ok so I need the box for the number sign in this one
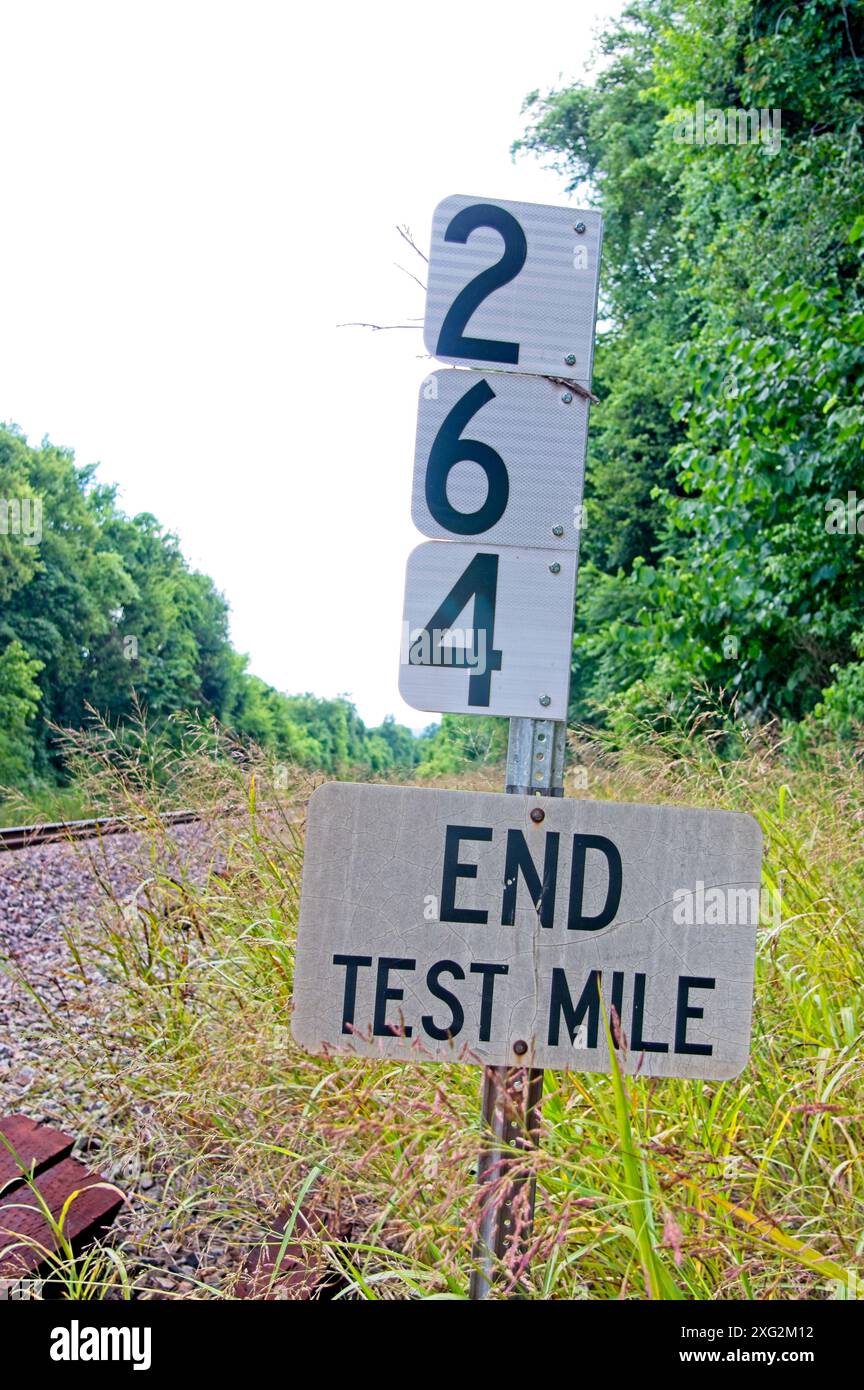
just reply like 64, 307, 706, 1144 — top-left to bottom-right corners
423, 195, 602, 383
411, 370, 589, 549
400, 194, 600, 718
398, 542, 577, 719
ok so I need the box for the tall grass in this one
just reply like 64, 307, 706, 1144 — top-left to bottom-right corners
5, 713, 862, 1299
0, 783, 96, 829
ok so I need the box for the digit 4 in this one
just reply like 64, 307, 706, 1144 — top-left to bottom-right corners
410, 552, 503, 707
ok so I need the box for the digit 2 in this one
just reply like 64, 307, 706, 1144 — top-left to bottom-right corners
435, 204, 527, 365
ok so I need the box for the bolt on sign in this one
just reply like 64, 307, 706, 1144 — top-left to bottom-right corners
422, 195, 603, 385
293, 784, 763, 1080
398, 194, 601, 720
399, 543, 577, 719
411, 370, 589, 550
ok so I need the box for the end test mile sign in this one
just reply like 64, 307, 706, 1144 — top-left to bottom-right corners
293, 784, 762, 1080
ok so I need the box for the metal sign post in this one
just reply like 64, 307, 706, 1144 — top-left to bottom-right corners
294, 193, 755, 1300
293, 781, 763, 1293
470, 715, 565, 1300
407, 198, 598, 1294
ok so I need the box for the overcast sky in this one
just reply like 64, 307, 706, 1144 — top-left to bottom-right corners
0, 0, 622, 730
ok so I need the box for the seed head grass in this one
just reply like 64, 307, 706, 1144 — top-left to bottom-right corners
3, 712, 862, 1299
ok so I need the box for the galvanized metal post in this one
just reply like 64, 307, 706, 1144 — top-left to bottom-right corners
469, 715, 566, 1300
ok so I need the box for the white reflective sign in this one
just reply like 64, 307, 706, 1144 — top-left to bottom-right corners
398, 542, 576, 719
293, 784, 763, 1078
423, 194, 602, 385
411, 370, 589, 549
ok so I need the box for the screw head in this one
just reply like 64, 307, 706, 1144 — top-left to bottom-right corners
513, 1039, 528, 1056
574, 221, 587, 234
561, 392, 573, 405
549, 562, 561, 574
539, 694, 551, 708
551, 524, 564, 537
530, 807, 545, 824
564, 353, 577, 366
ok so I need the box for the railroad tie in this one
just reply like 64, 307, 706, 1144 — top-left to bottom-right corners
0, 1114, 124, 1283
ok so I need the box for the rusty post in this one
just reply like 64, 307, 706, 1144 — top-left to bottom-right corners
469, 716, 566, 1300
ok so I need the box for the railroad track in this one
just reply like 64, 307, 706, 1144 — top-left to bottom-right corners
0, 810, 202, 853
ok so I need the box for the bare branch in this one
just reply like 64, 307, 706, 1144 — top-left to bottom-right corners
394, 261, 427, 292
544, 375, 600, 405
336, 321, 422, 332
396, 224, 428, 264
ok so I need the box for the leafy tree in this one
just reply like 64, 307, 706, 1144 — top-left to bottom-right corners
0, 639, 43, 785
416, 715, 508, 776
517, 0, 864, 729
0, 425, 418, 790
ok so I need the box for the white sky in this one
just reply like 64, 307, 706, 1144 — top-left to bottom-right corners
0, 0, 622, 731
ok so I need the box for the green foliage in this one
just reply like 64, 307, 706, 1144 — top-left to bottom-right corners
659, 279, 864, 719
517, 0, 864, 732
811, 632, 864, 738
0, 638, 43, 784
0, 424, 417, 791
23, 721, 864, 1299
415, 714, 508, 777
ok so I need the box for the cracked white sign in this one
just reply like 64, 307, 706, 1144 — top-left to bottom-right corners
292, 783, 763, 1080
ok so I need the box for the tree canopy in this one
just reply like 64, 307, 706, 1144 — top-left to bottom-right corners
515, 0, 864, 734
0, 424, 418, 788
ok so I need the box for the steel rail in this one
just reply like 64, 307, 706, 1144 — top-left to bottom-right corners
0, 810, 202, 853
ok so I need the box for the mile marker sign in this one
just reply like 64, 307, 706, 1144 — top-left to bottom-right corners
423, 194, 602, 385
398, 541, 577, 719
293, 784, 763, 1080
400, 192, 600, 723
411, 370, 589, 550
